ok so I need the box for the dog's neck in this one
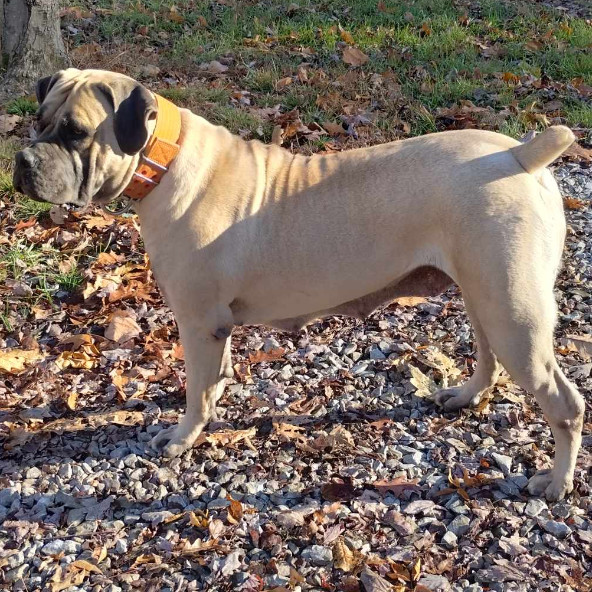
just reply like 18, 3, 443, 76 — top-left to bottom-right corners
123, 94, 182, 200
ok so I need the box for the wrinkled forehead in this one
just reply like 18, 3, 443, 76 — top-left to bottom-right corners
38, 69, 122, 129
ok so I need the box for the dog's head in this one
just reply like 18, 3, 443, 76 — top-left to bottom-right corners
13, 68, 158, 207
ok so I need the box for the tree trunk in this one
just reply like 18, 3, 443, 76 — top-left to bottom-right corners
1, 0, 67, 95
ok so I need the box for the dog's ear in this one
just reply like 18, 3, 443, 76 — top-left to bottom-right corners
36, 73, 60, 104
100, 80, 157, 155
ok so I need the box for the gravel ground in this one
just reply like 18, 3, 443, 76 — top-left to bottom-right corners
0, 162, 591, 591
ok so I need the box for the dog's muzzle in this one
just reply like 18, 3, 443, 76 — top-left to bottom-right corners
13, 144, 80, 205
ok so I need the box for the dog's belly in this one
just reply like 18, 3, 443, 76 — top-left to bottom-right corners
230, 265, 453, 329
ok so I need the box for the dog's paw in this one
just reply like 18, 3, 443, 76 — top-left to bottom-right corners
433, 386, 481, 411
150, 425, 193, 458
527, 469, 573, 501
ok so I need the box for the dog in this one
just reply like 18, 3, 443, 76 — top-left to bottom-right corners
13, 68, 583, 501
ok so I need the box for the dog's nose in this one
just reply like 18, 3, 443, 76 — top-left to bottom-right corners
15, 149, 38, 170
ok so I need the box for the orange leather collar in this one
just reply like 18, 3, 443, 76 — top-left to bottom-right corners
123, 94, 181, 200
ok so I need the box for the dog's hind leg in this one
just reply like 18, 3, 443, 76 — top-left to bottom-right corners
458, 281, 584, 501
434, 301, 502, 410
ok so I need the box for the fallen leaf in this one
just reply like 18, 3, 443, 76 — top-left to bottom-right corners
360, 567, 394, 591
275, 76, 293, 90
189, 510, 209, 528
105, 310, 141, 343
131, 553, 162, 568
333, 537, 361, 572
0, 114, 22, 134
394, 296, 427, 307
209, 518, 225, 538
525, 40, 543, 51
71, 559, 102, 574
339, 27, 355, 44
248, 347, 285, 363
312, 425, 355, 450
408, 364, 439, 398
226, 495, 244, 523
49, 205, 69, 225
0, 348, 42, 374
321, 477, 362, 502
201, 426, 257, 451
502, 72, 520, 84
5, 409, 145, 449
342, 46, 369, 66
167, 5, 184, 23
66, 392, 78, 411
560, 335, 592, 360
372, 476, 422, 497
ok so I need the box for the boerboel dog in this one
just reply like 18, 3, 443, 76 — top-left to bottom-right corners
13, 68, 584, 501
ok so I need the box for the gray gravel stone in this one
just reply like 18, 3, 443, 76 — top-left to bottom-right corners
448, 514, 471, 536
418, 574, 452, 591
491, 453, 513, 476
441, 531, 458, 549
300, 545, 333, 565
540, 519, 571, 539
525, 499, 547, 518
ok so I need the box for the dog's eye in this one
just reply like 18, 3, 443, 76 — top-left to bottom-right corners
62, 118, 88, 140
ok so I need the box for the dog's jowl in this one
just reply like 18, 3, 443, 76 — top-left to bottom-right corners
14, 68, 584, 501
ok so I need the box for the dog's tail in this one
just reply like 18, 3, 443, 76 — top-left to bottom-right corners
511, 125, 575, 174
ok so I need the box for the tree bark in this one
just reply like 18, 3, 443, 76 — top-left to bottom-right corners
1, 0, 67, 95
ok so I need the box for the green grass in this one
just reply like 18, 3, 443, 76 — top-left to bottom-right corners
13, 196, 53, 220
6, 97, 38, 116
0, 241, 84, 304
74, 0, 591, 143
565, 103, 592, 128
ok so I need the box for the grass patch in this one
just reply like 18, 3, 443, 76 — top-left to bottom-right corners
13, 196, 53, 221
565, 103, 592, 128
6, 97, 38, 116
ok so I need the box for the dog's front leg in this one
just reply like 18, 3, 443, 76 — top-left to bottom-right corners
151, 324, 230, 458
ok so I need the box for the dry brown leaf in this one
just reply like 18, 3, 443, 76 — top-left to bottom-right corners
209, 518, 225, 538
5, 409, 145, 449
394, 296, 427, 307
373, 476, 422, 497
275, 76, 293, 90
93, 545, 108, 563
248, 347, 285, 363
189, 510, 209, 528
333, 537, 361, 572
71, 559, 102, 574
342, 46, 369, 66
312, 425, 355, 450
131, 553, 162, 568
202, 426, 257, 451
96, 251, 125, 265
226, 495, 244, 523
339, 28, 355, 44
321, 477, 362, 502
167, 5, 184, 23
49, 568, 86, 592
360, 567, 394, 591
411, 557, 421, 583
564, 197, 585, 210
0, 113, 22, 134
502, 72, 520, 84
0, 348, 42, 374
408, 364, 439, 398
322, 121, 346, 136
55, 344, 100, 370
105, 310, 141, 343
560, 335, 592, 360
171, 342, 185, 360
66, 392, 78, 411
